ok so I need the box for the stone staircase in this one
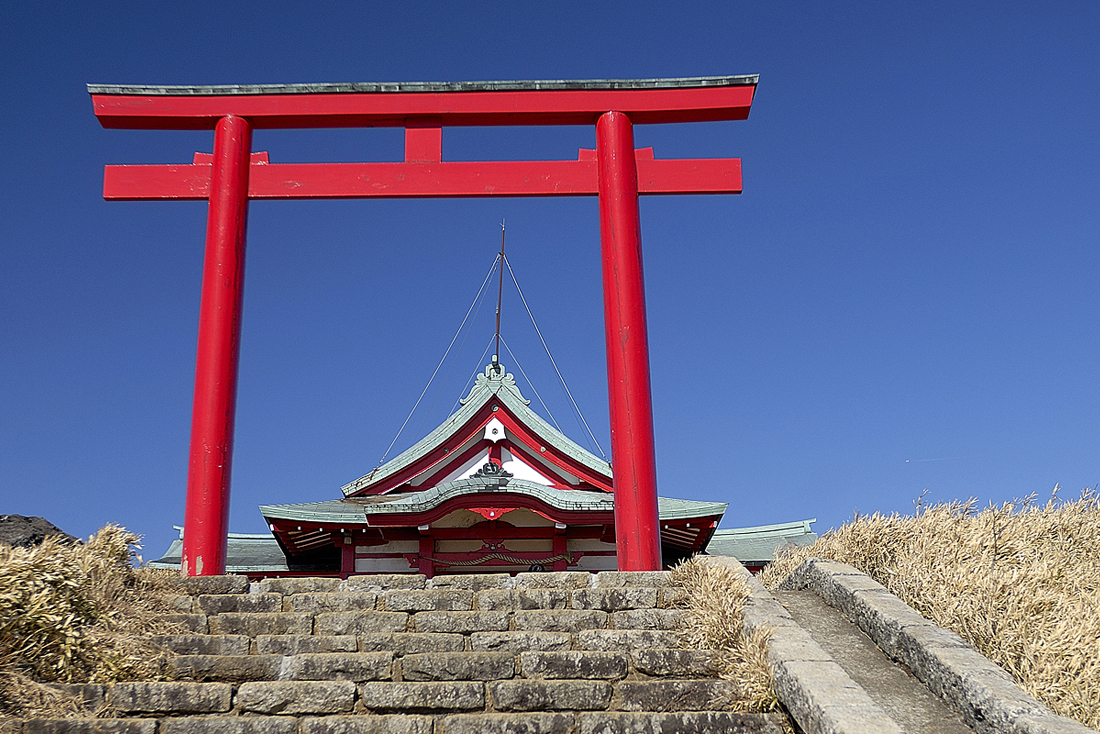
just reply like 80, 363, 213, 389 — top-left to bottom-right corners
27, 571, 785, 734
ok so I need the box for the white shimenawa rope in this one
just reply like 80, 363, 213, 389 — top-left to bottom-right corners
505, 256, 607, 460
376, 256, 500, 467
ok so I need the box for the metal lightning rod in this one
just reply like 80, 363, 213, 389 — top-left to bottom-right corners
494, 220, 506, 364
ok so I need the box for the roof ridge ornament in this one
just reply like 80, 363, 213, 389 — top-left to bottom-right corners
472, 461, 513, 488
458, 358, 532, 406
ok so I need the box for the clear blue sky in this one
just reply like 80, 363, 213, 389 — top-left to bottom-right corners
1, 2, 1097, 562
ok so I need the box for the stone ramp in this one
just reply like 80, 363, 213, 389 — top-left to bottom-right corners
773, 590, 971, 734
766, 559, 1093, 734
17, 571, 785, 734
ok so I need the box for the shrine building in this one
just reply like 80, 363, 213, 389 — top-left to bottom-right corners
152, 358, 816, 578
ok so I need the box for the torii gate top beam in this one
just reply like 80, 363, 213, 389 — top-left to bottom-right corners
89, 75, 757, 130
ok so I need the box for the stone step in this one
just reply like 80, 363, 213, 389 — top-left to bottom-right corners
171, 605, 685, 629
454, 711, 785, 734
357, 633, 466, 655
209, 612, 315, 636
517, 651, 627, 680
167, 652, 395, 682
150, 634, 251, 656
150, 630, 701, 658
256, 635, 359, 655
400, 652, 515, 681
18, 712, 784, 734
70, 678, 749, 717
162, 572, 680, 618
284, 592, 379, 613
161, 604, 689, 638
155, 637, 688, 661
166, 587, 688, 614
469, 631, 572, 652
575, 629, 683, 650
160, 649, 718, 683
194, 593, 282, 615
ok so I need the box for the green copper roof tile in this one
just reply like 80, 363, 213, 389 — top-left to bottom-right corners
704, 519, 818, 562
262, 481, 726, 524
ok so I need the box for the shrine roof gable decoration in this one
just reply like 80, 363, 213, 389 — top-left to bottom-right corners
341, 362, 614, 498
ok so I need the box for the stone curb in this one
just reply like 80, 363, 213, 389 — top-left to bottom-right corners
779, 558, 1093, 734
702, 556, 905, 734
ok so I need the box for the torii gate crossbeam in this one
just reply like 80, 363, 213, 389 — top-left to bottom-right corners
90, 76, 757, 576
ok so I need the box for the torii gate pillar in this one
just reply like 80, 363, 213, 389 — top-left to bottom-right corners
182, 115, 253, 576
90, 76, 757, 575
596, 111, 661, 570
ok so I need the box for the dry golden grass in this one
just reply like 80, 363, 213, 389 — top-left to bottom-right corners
760, 488, 1100, 731
0, 525, 182, 718
670, 556, 786, 725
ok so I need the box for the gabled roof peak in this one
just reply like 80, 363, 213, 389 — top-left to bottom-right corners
340, 358, 613, 497
460, 360, 531, 407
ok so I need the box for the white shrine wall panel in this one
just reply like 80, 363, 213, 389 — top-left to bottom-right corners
355, 540, 419, 554
436, 537, 551, 554
354, 556, 417, 573
569, 538, 617, 553
574, 554, 618, 571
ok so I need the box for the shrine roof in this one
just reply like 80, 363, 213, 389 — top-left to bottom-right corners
149, 529, 290, 574
88, 76, 758, 97
341, 363, 612, 497
705, 519, 818, 564
260, 481, 727, 525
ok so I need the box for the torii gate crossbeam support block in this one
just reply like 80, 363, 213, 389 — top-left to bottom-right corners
90, 76, 758, 576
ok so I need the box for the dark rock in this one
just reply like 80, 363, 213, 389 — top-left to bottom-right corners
0, 515, 78, 548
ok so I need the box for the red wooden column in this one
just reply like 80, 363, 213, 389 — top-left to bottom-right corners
595, 111, 662, 571
180, 115, 253, 576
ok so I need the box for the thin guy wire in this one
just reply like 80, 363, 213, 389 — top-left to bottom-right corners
505, 256, 607, 459
413, 267, 494, 441
376, 256, 500, 467
499, 335, 565, 435
449, 334, 497, 415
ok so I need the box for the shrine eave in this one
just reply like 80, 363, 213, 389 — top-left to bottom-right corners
147, 516, 815, 578
87, 76, 758, 97
259, 483, 727, 527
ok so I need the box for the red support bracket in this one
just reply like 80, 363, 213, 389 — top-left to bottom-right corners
405, 116, 442, 162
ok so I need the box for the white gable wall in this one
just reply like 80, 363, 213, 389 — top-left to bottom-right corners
500, 447, 555, 486
431, 448, 492, 486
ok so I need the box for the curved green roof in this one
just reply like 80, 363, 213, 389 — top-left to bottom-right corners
262, 478, 726, 525
341, 363, 612, 497
705, 519, 818, 563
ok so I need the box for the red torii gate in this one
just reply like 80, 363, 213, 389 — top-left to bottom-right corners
90, 76, 757, 576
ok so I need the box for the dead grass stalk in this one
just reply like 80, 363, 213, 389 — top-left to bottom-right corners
670, 556, 782, 717
0, 525, 182, 718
